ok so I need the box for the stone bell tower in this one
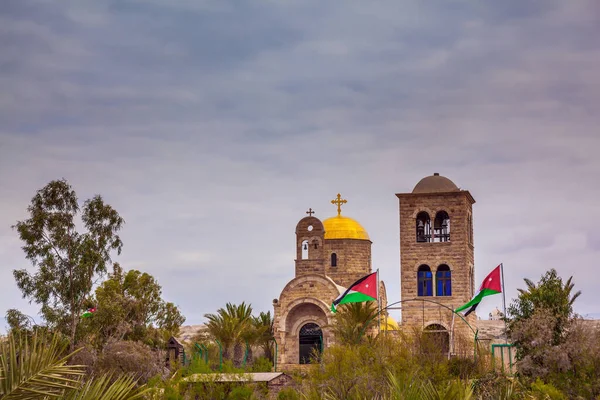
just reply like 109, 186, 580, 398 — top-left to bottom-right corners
396, 173, 476, 344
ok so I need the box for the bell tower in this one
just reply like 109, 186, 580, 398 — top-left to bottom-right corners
396, 173, 476, 338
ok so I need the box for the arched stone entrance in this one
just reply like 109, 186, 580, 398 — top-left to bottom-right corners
299, 322, 322, 364
423, 323, 450, 355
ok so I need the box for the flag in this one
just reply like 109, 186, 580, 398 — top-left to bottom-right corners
82, 307, 96, 318
331, 272, 378, 313
455, 265, 502, 316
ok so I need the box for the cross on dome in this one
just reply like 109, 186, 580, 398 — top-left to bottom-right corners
331, 193, 347, 216
306, 208, 315, 216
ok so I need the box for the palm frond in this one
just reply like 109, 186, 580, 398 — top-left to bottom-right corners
62, 374, 148, 400
0, 331, 86, 399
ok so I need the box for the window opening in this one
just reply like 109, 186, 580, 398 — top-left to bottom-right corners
301, 240, 309, 259
331, 253, 337, 267
436, 264, 451, 296
417, 265, 433, 296
433, 211, 450, 242
416, 212, 431, 242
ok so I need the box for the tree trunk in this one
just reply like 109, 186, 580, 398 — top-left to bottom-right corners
70, 311, 77, 351
233, 342, 243, 367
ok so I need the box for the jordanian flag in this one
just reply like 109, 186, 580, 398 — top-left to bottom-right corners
331, 272, 378, 313
82, 307, 96, 318
455, 265, 502, 316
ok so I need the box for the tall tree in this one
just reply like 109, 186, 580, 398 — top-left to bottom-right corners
12, 179, 124, 348
87, 264, 185, 348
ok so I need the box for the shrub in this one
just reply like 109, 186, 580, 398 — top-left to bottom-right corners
251, 357, 273, 372
95, 340, 165, 383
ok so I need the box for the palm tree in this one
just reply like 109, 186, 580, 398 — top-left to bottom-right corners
204, 302, 254, 366
330, 302, 379, 345
0, 331, 146, 399
253, 311, 274, 362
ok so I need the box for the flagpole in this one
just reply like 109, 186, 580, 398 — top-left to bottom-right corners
500, 263, 508, 343
376, 268, 381, 333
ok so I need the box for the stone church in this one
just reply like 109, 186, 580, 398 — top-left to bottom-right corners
273, 173, 477, 367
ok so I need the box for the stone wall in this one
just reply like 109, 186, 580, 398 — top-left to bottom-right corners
323, 238, 372, 287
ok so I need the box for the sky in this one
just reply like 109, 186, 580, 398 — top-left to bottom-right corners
1, 0, 599, 332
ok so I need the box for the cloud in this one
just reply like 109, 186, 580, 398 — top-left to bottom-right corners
1, 0, 600, 332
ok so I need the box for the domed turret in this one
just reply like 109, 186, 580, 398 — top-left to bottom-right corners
412, 173, 459, 194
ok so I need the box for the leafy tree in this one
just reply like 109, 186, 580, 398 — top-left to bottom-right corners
86, 264, 185, 348
508, 268, 581, 348
329, 301, 379, 345
12, 179, 124, 347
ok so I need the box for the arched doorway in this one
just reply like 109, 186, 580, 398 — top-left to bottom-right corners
423, 324, 450, 355
299, 322, 322, 364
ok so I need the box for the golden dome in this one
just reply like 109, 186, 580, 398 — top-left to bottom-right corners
380, 316, 399, 331
323, 215, 370, 240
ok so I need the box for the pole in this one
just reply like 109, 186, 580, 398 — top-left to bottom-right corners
376, 269, 381, 333
500, 263, 508, 343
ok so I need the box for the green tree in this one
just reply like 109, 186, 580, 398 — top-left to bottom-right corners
329, 301, 379, 345
204, 302, 253, 364
508, 268, 581, 348
253, 311, 274, 362
86, 264, 185, 348
12, 179, 124, 348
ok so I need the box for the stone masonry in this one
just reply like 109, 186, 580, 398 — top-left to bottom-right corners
396, 174, 477, 348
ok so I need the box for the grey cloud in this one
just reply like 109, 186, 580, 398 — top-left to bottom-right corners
1, 0, 600, 330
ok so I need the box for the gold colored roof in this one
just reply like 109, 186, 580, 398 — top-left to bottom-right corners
380, 316, 400, 331
323, 215, 370, 240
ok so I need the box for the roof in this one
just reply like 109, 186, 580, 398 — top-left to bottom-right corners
184, 372, 289, 383
412, 173, 459, 194
323, 215, 370, 241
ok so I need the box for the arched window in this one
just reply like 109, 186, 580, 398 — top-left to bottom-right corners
416, 212, 431, 243
331, 253, 337, 267
417, 265, 433, 296
433, 211, 450, 242
301, 240, 309, 259
436, 264, 451, 296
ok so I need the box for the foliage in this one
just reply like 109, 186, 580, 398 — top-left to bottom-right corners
0, 331, 85, 399
252, 311, 274, 362
84, 264, 185, 348
507, 269, 600, 398
204, 302, 255, 365
328, 302, 379, 345
0, 330, 147, 400
62, 374, 148, 400
508, 268, 580, 348
529, 379, 566, 400
250, 357, 273, 372
94, 340, 165, 384
12, 179, 124, 347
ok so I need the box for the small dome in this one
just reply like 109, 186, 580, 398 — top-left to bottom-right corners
323, 215, 370, 240
412, 173, 459, 194
381, 316, 399, 331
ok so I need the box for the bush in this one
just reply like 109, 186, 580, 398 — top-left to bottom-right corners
95, 340, 165, 383
251, 357, 273, 372
277, 387, 300, 400
530, 379, 566, 400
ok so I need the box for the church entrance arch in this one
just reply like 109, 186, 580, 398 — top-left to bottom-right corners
299, 322, 322, 364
